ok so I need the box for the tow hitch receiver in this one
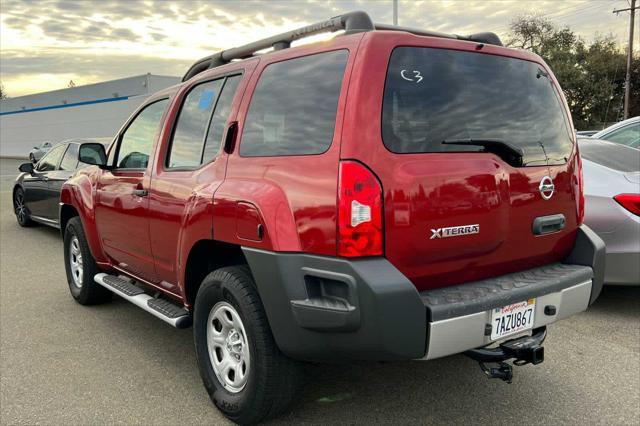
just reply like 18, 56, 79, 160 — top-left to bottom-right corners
465, 327, 547, 383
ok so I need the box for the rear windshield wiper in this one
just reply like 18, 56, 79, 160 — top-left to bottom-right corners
442, 138, 524, 166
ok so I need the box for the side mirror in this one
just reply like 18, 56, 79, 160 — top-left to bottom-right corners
78, 143, 108, 168
19, 162, 34, 174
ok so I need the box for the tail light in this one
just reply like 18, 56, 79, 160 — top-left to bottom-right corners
338, 161, 383, 257
614, 194, 640, 216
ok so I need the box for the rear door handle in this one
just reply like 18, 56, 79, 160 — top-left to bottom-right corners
133, 189, 148, 197
223, 121, 238, 154
532, 214, 565, 235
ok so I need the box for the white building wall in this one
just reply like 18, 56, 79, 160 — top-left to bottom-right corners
0, 74, 179, 157
1, 95, 146, 156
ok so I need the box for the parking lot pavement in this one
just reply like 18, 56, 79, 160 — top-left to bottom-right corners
0, 157, 638, 425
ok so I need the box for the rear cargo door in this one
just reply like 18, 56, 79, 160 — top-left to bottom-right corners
374, 47, 579, 290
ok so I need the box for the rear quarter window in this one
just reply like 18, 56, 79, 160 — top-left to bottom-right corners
382, 47, 574, 166
240, 50, 348, 157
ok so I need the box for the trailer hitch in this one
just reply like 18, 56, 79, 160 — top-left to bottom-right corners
465, 327, 547, 383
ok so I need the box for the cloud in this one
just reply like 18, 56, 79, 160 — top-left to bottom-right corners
0, 0, 632, 97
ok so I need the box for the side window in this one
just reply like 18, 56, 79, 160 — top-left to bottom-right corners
202, 75, 242, 162
168, 79, 224, 168
36, 145, 65, 172
116, 99, 168, 169
240, 50, 348, 157
59, 143, 79, 171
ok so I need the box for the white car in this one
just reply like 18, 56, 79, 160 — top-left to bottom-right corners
591, 116, 639, 149
28, 141, 53, 163
579, 138, 640, 285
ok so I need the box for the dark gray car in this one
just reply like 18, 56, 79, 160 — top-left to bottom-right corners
13, 139, 109, 228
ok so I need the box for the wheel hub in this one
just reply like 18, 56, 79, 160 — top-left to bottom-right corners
69, 236, 84, 288
206, 302, 250, 393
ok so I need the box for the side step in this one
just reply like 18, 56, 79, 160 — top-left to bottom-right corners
94, 273, 192, 329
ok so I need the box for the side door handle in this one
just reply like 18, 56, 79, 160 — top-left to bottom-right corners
133, 188, 148, 197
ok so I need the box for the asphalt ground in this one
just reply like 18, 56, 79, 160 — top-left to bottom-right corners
0, 158, 638, 425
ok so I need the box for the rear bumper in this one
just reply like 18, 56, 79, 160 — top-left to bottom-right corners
243, 224, 605, 362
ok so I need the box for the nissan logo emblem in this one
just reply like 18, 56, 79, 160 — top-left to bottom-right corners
539, 176, 555, 200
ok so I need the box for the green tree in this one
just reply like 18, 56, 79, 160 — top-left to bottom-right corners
508, 15, 635, 129
0, 83, 7, 99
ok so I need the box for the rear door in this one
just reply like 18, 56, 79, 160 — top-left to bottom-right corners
148, 70, 246, 294
45, 142, 78, 221
95, 99, 169, 282
344, 40, 580, 291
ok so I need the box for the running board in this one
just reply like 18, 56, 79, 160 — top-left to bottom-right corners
94, 273, 192, 329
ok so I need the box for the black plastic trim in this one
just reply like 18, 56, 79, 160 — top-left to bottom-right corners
564, 224, 606, 304
242, 248, 426, 362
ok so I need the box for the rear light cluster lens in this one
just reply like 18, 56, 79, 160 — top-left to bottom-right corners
338, 161, 383, 257
614, 194, 640, 216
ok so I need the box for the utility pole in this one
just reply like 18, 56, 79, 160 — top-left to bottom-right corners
393, 0, 398, 25
614, 0, 637, 119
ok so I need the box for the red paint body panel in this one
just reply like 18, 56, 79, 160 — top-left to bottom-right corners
60, 29, 582, 303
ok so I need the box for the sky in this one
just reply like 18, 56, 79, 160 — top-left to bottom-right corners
0, 0, 636, 97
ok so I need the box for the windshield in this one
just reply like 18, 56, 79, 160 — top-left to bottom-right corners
382, 47, 574, 166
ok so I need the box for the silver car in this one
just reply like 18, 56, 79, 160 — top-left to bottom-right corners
591, 116, 639, 149
579, 138, 640, 285
29, 141, 53, 163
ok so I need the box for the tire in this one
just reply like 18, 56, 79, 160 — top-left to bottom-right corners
13, 187, 34, 227
63, 216, 112, 305
194, 265, 301, 424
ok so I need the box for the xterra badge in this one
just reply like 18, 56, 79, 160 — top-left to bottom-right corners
430, 224, 480, 239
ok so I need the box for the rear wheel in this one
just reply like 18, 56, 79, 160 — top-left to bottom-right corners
13, 187, 33, 227
194, 266, 301, 424
64, 217, 112, 305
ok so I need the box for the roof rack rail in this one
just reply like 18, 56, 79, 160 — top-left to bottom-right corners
182, 11, 374, 81
182, 11, 503, 81
374, 23, 503, 47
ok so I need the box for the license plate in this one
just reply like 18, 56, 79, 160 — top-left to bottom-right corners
490, 299, 536, 341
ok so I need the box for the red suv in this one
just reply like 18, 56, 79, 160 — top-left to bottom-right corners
59, 12, 604, 423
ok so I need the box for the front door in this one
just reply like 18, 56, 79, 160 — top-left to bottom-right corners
95, 99, 169, 283
24, 144, 66, 218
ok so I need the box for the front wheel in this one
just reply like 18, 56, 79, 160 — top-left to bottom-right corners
194, 266, 301, 424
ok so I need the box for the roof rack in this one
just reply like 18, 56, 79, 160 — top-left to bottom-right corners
182, 11, 502, 81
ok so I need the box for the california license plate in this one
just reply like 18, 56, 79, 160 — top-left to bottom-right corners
490, 299, 536, 341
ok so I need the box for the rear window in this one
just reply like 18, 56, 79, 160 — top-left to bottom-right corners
382, 47, 573, 166
240, 50, 348, 157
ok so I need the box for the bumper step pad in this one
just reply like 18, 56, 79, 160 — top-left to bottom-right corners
420, 263, 593, 321
94, 273, 191, 328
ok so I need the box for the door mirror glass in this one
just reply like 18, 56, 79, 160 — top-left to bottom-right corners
78, 143, 107, 167
19, 162, 34, 174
